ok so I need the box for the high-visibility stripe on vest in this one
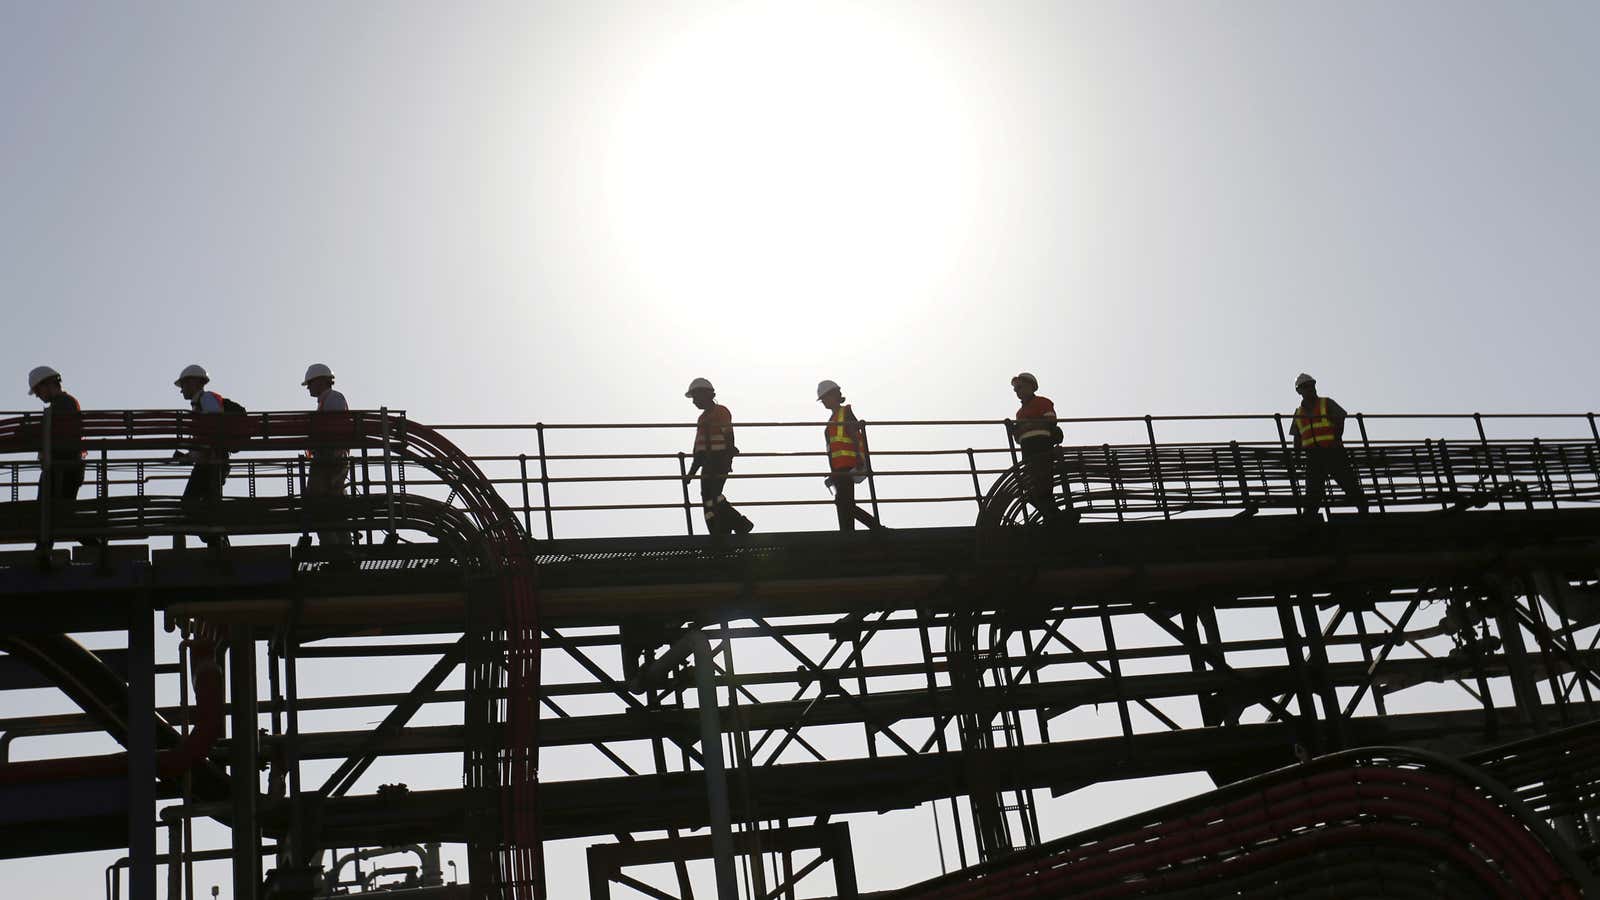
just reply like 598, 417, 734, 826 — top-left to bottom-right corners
1295, 397, 1339, 448
1016, 396, 1057, 441
695, 405, 733, 453
826, 406, 860, 471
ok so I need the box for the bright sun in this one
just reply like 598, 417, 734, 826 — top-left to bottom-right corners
599, 3, 982, 351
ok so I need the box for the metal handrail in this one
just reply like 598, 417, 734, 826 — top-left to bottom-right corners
2, 410, 1599, 545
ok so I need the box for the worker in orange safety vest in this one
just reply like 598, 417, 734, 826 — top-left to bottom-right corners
1290, 373, 1368, 519
682, 378, 754, 538
816, 380, 884, 532
1009, 372, 1073, 524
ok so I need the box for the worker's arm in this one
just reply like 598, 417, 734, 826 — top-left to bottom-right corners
845, 408, 870, 470
1326, 398, 1350, 439
683, 454, 701, 484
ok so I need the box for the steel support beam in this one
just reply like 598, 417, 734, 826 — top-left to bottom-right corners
127, 586, 156, 900
230, 625, 260, 900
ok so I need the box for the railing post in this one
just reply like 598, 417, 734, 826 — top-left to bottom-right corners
380, 407, 397, 539
1003, 420, 1019, 466
860, 420, 882, 523
98, 446, 109, 526
1274, 414, 1302, 515
677, 452, 695, 536
39, 405, 54, 552
518, 453, 533, 537
1145, 415, 1169, 520
1588, 414, 1599, 497
1228, 440, 1251, 510
535, 423, 554, 541
1355, 413, 1385, 514
966, 448, 982, 514
359, 411, 374, 545
1473, 413, 1507, 511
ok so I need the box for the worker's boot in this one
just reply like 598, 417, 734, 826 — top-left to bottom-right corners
733, 514, 755, 535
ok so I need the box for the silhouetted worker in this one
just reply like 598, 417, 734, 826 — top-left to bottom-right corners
682, 378, 754, 538
302, 363, 352, 548
1290, 373, 1368, 520
174, 364, 231, 547
1010, 372, 1072, 524
816, 380, 884, 532
27, 366, 104, 563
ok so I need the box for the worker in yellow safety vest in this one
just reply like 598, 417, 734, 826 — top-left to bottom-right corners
816, 380, 884, 532
1290, 373, 1368, 519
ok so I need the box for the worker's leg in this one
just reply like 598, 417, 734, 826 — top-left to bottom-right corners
183, 462, 227, 546
835, 475, 883, 531
705, 452, 752, 533
833, 475, 856, 531
1302, 453, 1330, 520
1329, 450, 1369, 514
1021, 446, 1061, 522
701, 463, 731, 536
55, 462, 104, 548
311, 460, 351, 546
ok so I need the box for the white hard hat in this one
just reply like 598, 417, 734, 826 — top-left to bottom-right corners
684, 377, 714, 398
1295, 373, 1316, 389
816, 379, 841, 401
302, 363, 334, 386
174, 364, 210, 387
26, 365, 61, 396
1011, 372, 1039, 390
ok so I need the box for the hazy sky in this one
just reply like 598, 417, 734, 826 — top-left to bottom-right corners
3, 1, 1599, 896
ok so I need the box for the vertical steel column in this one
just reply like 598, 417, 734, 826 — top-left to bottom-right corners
830, 823, 860, 899
230, 626, 261, 900
719, 623, 766, 897
1099, 604, 1133, 748
1490, 581, 1545, 733
584, 845, 611, 900
1276, 598, 1319, 753
1351, 609, 1388, 716
284, 594, 307, 872
1298, 597, 1344, 750
166, 819, 183, 900
692, 632, 739, 900
128, 585, 157, 900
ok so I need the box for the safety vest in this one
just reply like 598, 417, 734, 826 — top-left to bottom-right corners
192, 391, 226, 413
1294, 397, 1339, 448
1015, 396, 1057, 441
826, 406, 860, 471
47, 392, 88, 460
694, 405, 733, 453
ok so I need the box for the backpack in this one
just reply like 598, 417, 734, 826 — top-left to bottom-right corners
221, 397, 247, 415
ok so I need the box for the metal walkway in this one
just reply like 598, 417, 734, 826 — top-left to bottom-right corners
2, 409, 1600, 898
